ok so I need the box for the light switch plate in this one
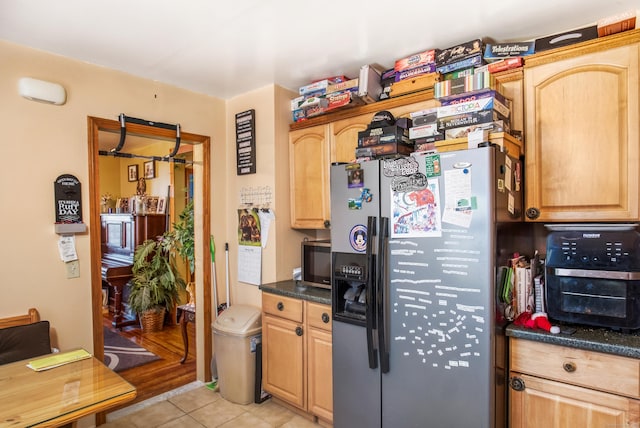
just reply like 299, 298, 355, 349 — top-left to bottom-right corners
66, 260, 80, 278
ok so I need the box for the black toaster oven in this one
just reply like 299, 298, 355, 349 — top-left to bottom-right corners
545, 224, 640, 331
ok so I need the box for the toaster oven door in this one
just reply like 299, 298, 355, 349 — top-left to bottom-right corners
546, 268, 640, 329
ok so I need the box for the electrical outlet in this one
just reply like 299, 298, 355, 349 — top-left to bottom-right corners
66, 260, 80, 278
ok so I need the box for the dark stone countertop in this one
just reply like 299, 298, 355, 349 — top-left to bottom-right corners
259, 280, 331, 306
506, 323, 640, 359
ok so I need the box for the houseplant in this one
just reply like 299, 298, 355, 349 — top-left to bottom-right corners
173, 199, 195, 279
173, 199, 195, 304
128, 231, 187, 332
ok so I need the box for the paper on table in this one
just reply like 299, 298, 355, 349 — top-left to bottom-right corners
27, 349, 92, 372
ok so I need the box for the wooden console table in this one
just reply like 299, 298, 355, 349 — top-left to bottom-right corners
177, 304, 196, 364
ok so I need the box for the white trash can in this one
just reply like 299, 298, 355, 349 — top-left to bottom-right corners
212, 304, 262, 404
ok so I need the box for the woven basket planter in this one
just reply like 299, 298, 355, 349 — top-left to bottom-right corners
140, 308, 166, 333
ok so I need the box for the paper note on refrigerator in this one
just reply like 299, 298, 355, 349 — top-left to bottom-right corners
442, 167, 473, 228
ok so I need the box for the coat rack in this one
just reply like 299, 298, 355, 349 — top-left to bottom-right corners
240, 186, 272, 208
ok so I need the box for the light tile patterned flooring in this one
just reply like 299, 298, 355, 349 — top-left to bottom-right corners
103, 382, 325, 428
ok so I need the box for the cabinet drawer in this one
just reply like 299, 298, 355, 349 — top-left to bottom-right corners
262, 293, 303, 323
306, 301, 332, 332
510, 338, 640, 398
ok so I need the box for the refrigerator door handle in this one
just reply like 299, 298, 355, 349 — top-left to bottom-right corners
378, 216, 390, 373
365, 215, 378, 370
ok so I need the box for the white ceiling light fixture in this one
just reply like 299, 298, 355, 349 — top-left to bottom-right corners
18, 77, 67, 105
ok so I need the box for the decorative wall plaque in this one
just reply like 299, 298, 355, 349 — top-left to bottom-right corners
54, 174, 83, 223
236, 109, 256, 175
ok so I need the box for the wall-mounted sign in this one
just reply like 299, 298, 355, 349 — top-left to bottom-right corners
236, 109, 256, 175
54, 174, 83, 223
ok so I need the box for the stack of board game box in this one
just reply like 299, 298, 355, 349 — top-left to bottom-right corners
291, 65, 384, 122
291, 75, 354, 122
355, 111, 413, 159
409, 89, 511, 152
432, 37, 535, 98
436, 90, 511, 139
433, 38, 490, 98
387, 49, 442, 98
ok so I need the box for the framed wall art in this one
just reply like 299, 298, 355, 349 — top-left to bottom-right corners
143, 160, 156, 179
156, 197, 167, 215
127, 164, 138, 182
146, 196, 160, 214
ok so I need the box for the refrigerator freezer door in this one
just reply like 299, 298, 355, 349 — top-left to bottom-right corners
330, 161, 382, 254
332, 161, 384, 428
380, 148, 497, 428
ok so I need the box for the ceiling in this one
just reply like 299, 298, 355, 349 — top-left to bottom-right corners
1, 1, 637, 100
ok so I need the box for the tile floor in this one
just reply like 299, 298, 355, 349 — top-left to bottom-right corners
103, 382, 324, 428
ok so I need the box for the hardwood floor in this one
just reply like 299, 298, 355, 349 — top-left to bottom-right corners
102, 314, 197, 410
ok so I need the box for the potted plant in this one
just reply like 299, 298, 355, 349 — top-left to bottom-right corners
173, 200, 195, 304
173, 200, 195, 278
128, 231, 187, 332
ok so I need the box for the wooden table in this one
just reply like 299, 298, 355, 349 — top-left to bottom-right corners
0, 352, 136, 427
177, 304, 196, 364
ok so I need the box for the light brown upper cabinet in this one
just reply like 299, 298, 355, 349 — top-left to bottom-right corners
523, 30, 640, 222
289, 125, 331, 229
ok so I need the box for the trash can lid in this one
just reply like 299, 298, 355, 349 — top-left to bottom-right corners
213, 304, 262, 336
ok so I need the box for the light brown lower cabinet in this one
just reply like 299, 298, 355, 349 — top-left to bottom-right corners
509, 338, 640, 428
262, 293, 333, 424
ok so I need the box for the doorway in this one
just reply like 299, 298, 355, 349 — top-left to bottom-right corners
87, 116, 212, 420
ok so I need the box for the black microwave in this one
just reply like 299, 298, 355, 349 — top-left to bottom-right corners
301, 240, 332, 289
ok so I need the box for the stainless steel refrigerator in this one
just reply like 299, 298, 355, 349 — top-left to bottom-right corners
330, 146, 522, 428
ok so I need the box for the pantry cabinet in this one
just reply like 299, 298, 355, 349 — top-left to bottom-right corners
509, 338, 640, 427
261, 293, 333, 423
288, 92, 438, 229
523, 30, 640, 222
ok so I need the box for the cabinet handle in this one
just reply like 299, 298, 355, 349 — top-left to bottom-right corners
321, 313, 330, 323
295, 326, 303, 336
525, 207, 540, 220
563, 362, 577, 373
509, 376, 526, 392
324, 220, 331, 228
277, 302, 284, 311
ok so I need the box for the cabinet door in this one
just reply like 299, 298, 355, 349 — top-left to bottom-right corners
307, 326, 333, 423
509, 372, 640, 428
329, 114, 370, 163
262, 314, 305, 409
289, 125, 330, 229
524, 43, 639, 221
101, 214, 134, 256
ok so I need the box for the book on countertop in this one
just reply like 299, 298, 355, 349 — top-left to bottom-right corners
27, 348, 92, 372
